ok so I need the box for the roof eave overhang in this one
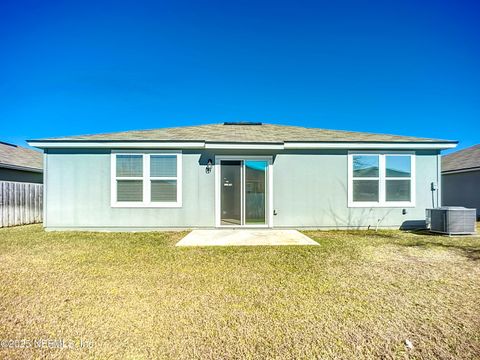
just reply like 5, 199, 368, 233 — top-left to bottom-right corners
27, 140, 458, 150
27, 141, 206, 149
283, 142, 457, 150
0, 163, 43, 173
442, 166, 480, 175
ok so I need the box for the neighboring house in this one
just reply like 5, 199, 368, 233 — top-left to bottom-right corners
28, 122, 457, 231
0, 141, 43, 183
442, 144, 480, 217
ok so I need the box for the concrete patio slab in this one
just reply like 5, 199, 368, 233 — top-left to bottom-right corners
176, 229, 319, 247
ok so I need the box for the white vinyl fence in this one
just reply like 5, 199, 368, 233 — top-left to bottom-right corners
0, 181, 43, 227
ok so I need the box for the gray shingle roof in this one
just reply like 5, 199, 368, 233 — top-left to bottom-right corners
33, 123, 455, 143
0, 142, 43, 171
442, 144, 480, 173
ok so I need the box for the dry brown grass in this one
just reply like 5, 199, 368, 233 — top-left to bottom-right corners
0, 225, 479, 359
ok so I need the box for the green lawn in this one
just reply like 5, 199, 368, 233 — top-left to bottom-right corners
0, 225, 479, 359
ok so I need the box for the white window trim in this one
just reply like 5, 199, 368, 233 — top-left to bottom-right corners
111, 151, 182, 208
347, 151, 416, 208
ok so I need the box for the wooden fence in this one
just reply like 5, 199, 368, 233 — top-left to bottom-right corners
0, 181, 43, 227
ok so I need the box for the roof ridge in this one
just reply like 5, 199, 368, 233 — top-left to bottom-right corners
35, 123, 223, 141
251, 123, 456, 142
27, 122, 457, 144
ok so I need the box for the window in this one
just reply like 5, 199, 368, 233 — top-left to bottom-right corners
150, 155, 178, 202
352, 155, 379, 202
116, 155, 143, 202
385, 155, 411, 202
348, 153, 415, 207
111, 152, 182, 207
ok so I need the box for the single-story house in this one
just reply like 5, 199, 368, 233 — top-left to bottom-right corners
442, 144, 480, 218
28, 122, 457, 231
0, 141, 43, 183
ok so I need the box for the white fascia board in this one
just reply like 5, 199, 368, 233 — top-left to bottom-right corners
28, 141, 283, 150
27, 141, 206, 149
284, 142, 457, 150
205, 143, 284, 150
28, 140, 457, 150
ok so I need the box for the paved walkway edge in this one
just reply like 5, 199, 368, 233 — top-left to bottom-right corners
176, 229, 319, 247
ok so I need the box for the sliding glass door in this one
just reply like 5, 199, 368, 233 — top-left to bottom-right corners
219, 159, 268, 226
245, 161, 267, 225
220, 161, 242, 225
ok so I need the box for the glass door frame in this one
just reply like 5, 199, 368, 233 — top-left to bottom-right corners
215, 156, 273, 228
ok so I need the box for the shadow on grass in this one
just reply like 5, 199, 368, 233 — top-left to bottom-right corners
396, 238, 480, 261
405, 229, 478, 237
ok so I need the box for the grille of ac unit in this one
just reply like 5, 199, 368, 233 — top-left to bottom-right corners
426, 207, 477, 235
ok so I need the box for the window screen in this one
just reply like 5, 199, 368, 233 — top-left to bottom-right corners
116, 155, 143, 177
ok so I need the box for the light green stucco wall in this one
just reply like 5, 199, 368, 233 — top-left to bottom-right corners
44, 149, 440, 230
272, 150, 439, 228
44, 149, 214, 229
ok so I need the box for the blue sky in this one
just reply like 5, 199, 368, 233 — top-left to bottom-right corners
1, 0, 478, 153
